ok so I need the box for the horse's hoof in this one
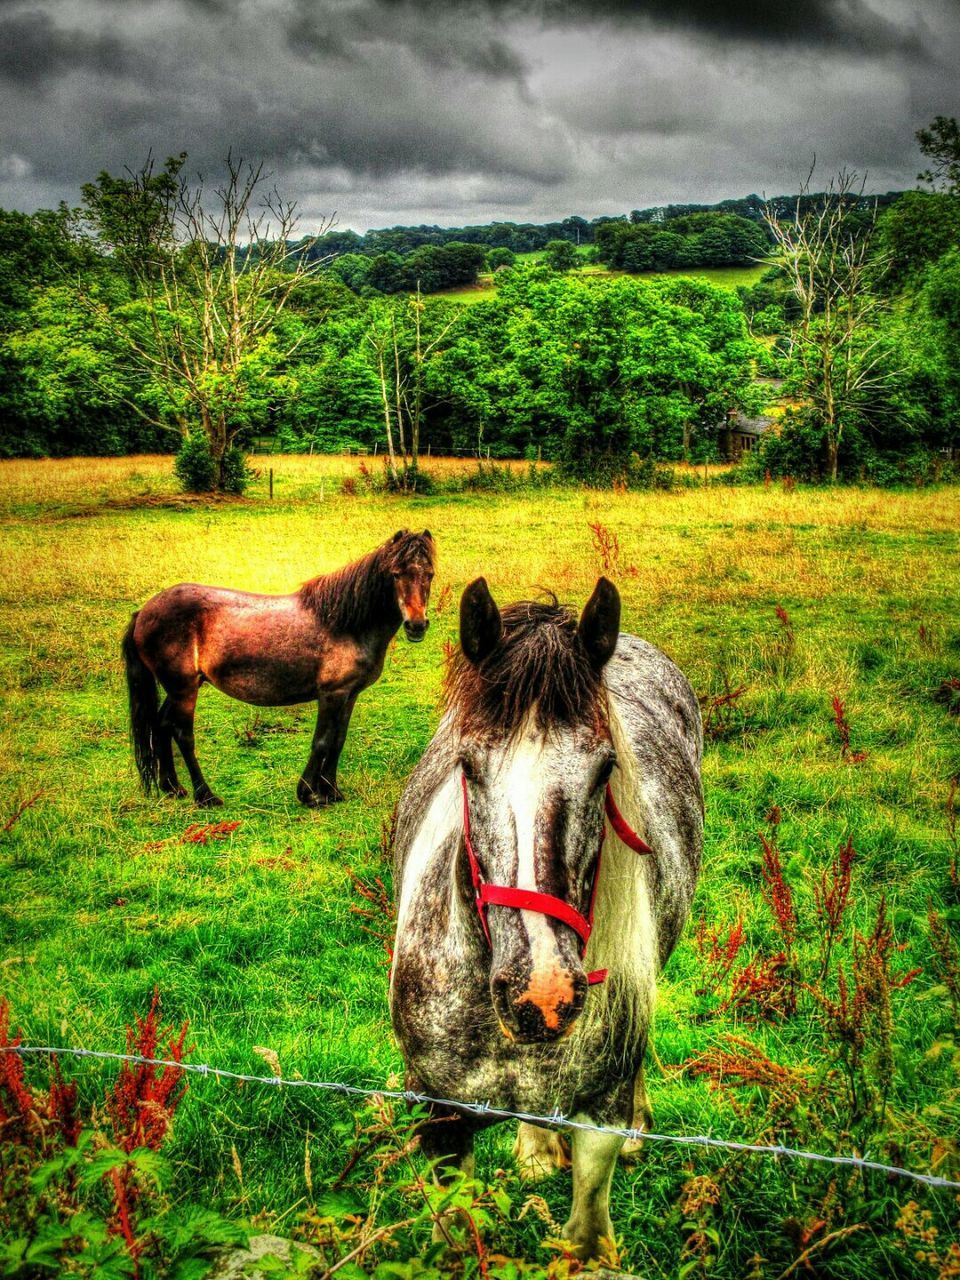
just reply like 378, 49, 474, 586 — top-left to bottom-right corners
514, 1124, 571, 1181
161, 783, 188, 799
297, 783, 343, 807
195, 791, 224, 809
560, 1222, 618, 1266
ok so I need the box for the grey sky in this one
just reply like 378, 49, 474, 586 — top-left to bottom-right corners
1, 0, 957, 232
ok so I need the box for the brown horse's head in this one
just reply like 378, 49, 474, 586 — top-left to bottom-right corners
385, 529, 435, 642
446, 578, 622, 1043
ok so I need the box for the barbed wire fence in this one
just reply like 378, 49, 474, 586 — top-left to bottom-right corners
4, 1043, 960, 1193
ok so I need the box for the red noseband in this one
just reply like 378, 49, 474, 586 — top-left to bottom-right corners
460, 773, 652, 987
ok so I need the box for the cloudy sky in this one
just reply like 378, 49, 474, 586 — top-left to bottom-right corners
1, 0, 958, 232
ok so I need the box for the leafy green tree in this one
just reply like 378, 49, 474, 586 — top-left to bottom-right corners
487, 247, 516, 271
3, 278, 155, 457
873, 191, 960, 291
432, 264, 759, 477
909, 248, 960, 455
917, 115, 960, 195
543, 239, 579, 272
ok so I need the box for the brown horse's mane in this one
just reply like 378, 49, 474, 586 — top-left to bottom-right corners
444, 597, 607, 740
299, 531, 434, 633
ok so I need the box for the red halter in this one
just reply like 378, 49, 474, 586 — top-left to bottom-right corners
460, 774, 653, 987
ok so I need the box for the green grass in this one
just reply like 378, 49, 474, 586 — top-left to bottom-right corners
2, 455, 960, 1276
427, 259, 771, 303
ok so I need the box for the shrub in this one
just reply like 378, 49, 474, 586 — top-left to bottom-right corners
173, 435, 251, 494
219, 444, 252, 496
173, 433, 217, 493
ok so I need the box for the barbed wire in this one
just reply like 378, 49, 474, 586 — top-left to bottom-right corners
4, 1043, 960, 1192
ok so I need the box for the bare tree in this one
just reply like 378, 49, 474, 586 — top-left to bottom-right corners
367, 284, 459, 487
82, 153, 334, 490
764, 169, 895, 481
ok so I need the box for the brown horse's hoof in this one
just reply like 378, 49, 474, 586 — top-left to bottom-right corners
195, 791, 224, 809
161, 783, 188, 799
297, 781, 344, 807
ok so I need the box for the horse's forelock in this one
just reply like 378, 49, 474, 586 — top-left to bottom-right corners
445, 598, 606, 741
383, 530, 436, 574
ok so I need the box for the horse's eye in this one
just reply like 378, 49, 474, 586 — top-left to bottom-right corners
460, 755, 483, 785
595, 755, 616, 789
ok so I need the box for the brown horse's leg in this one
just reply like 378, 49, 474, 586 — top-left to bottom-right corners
319, 692, 358, 801
164, 685, 223, 809
156, 696, 187, 798
297, 693, 352, 807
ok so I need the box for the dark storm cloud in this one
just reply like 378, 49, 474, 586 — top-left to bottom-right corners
0, 9, 129, 83
0, 0, 571, 215
284, 1, 528, 79
372, 0, 922, 53
0, 0, 956, 227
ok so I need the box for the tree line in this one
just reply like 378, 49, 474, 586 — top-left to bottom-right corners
0, 119, 956, 489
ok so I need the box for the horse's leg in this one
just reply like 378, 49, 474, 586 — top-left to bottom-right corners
165, 685, 223, 809
297, 694, 351, 807
563, 1126, 624, 1263
514, 1122, 571, 1181
316, 691, 358, 802
620, 1063, 653, 1164
156, 696, 187, 798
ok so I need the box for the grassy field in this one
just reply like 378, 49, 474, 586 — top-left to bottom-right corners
2, 454, 960, 1277
430, 260, 772, 303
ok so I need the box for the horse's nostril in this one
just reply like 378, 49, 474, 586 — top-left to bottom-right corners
492, 969, 586, 1043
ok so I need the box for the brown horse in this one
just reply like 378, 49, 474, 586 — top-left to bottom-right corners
122, 530, 435, 808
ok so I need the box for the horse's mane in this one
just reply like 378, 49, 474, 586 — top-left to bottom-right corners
299, 531, 434, 633
444, 597, 607, 740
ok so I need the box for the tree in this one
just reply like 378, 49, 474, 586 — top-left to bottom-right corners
366, 289, 461, 484
543, 239, 579, 273
487, 247, 516, 271
917, 115, 960, 196
872, 191, 960, 291
80, 153, 333, 491
764, 169, 896, 481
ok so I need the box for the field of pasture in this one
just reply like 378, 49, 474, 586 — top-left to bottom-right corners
2, 454, 960, 1278
430, 259, 771, 303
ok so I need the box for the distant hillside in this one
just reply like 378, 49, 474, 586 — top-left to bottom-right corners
296, 190, 907, 260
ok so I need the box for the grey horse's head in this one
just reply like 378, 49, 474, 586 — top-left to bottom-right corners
448, 577, 621, 1043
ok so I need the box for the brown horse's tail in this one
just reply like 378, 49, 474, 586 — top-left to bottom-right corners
122, 613, 159, 794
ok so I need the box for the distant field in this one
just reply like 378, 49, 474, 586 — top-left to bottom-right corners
3, 456, 960, 1276
429, 259, 772, 303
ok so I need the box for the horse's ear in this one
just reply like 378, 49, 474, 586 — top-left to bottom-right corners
391, 529, 406, 544
422, 529, 433, 542
460, 578, 502, 665
578, 577, 620, 671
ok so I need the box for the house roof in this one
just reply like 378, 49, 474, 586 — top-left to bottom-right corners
733, 413, 777, 437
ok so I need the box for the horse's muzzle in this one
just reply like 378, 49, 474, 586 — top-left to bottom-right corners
491, 967, 588, 1044
403, 619, 429, 642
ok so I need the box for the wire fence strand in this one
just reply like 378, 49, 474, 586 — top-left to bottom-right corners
4, 1043, 960, 1192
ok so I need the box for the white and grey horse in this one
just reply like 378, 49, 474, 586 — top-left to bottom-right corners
389, 577, 703, 1260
